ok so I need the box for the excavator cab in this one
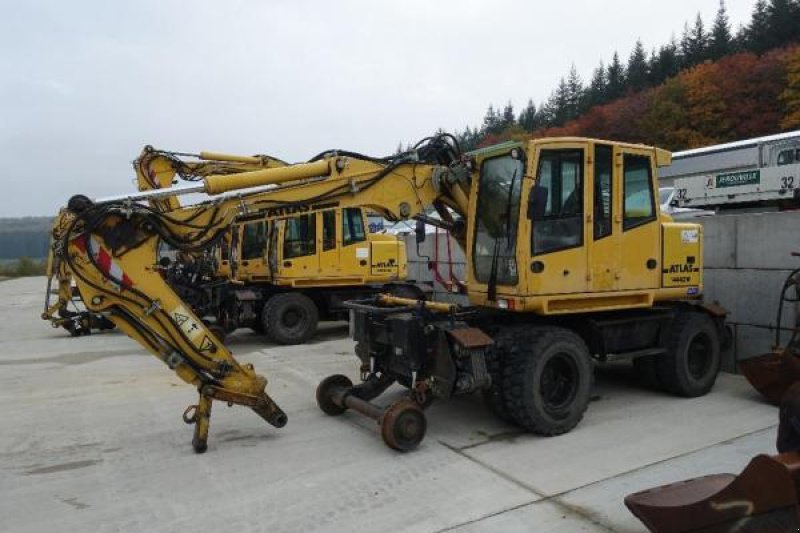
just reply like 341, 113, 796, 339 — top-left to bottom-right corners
464, 138, 696, 313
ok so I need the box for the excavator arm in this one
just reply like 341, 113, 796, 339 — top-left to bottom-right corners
43, 147, 287, 334
50, 134, 471, 452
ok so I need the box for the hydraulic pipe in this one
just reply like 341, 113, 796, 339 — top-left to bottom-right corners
199, 151, 265, 164
377, 294, 457, 314
204, 159, 331, 195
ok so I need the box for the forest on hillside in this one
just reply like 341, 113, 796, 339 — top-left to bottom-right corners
453, 0, 800, 151
0, 217, 53, 260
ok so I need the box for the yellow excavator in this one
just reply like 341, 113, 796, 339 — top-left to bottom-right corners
46, 133, 726, 453
45, 146, 413, 343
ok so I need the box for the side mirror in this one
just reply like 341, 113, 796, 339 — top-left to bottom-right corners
415, 219, 426, 243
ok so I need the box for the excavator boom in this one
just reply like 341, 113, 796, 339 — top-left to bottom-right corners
48, 134, 468, 451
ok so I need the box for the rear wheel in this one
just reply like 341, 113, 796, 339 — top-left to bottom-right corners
262, 292, 319, 345
501, 326, 593, 436
656, 311, 720, 397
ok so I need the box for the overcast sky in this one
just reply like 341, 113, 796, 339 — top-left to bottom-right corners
1, 0, 756, 217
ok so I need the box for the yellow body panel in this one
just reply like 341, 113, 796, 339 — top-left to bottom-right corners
661, 222, 703, 290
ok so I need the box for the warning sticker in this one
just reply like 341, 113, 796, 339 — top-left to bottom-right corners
681, 230, 699, 244
356, 247, 369, 259
171, 305, 204, 341
199, 335, 215, 353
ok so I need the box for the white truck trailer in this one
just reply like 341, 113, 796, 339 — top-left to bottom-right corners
660, 131, 800, 211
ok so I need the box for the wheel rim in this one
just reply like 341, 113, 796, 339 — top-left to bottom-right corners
687, 332, 713, 380
540, 353, 579, 412
382, 401, 426, 451
282, 307, 305, 329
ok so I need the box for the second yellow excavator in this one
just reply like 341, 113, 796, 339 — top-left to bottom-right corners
45, 146, 415, 344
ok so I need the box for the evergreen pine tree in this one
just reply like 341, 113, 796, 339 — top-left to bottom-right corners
518, 99, 538, 132
481, 105, 503, 135
627, 39, 649, 92
501, 101, 516, 129
766, 0, 800, 50
606, 52, 626, 100
565, 65, 584, 119
709, 0, 733, 60
745, 0, 771, 53
585, 61, 608, 108
681, 13, 709, 66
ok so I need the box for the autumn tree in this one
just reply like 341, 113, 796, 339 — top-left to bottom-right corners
781, 47, 800, 129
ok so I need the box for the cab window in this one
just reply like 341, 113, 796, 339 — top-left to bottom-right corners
623, 154, 656, 230
531, 149, 583, 255
778, 149, 796, 166
241, 221, 266, 260
342, 208, 366, 246
594, 144, 613, 240
283, 214, 316, 258
322, 210, 336, 251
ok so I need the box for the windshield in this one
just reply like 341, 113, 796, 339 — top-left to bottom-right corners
472, 155, 523, 285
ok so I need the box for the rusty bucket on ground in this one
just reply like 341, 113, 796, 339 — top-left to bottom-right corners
625, 453, 800, 532
739, 259, 800, 406
740, 350, 800, 406
625, 383, 800, 531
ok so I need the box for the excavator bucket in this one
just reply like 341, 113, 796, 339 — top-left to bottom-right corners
739, 350, 800, 406
625, 453, 800, 532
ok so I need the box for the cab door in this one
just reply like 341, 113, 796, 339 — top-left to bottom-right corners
587, 143, 618, 291
615, 146, 660, 290
527, 144, 589, 295
318, 209, 340, 278
339, 207, 370, 279
237, 220, 269, 282
277, 213, 319, 279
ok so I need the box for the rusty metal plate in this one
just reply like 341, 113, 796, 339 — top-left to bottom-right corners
447, 327, 493, 348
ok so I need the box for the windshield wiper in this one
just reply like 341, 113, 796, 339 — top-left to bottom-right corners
488, 168, 518, 302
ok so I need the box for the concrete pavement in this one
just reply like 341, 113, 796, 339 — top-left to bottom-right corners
0, 277, 780, 532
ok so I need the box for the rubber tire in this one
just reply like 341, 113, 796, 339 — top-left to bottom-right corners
262, 293, 319, 345
501, 326, 593, 436
482, 328, 522, 425
656, 311, 720, 397
633, 355, 663, 391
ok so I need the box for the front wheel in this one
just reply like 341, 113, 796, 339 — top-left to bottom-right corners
262, 292, 319, 345
501, 326, 593, 436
